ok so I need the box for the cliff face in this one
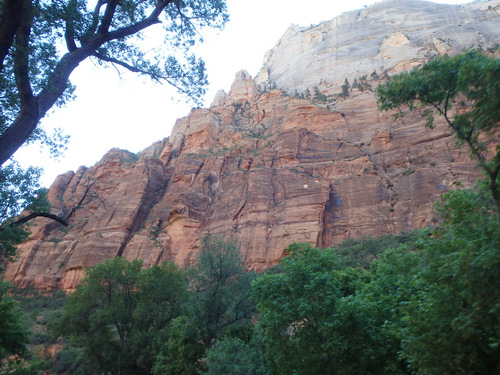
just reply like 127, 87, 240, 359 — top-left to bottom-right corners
255, 0, 500, 94
5, 0, 500, 291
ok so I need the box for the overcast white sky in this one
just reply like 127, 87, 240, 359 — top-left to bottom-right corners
15, 0, 473, 187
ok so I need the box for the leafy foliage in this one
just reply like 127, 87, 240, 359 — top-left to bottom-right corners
0, 0, 229, 165
0, 163, 50, 262
59, 257, 188, 375
187, 235, 256, 348
203, 336, 269, 375
401, 187, 500, 374
152, 316, 204, 375
252, 243, 405, 375
0, 279, 29, 361
332, 231, 420, 268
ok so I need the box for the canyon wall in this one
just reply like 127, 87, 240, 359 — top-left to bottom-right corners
4, 0, 500, 291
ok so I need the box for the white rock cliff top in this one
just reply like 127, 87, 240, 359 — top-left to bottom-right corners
254, 0, 500, 95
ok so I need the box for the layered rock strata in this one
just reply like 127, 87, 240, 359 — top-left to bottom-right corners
4, 0, 499, 291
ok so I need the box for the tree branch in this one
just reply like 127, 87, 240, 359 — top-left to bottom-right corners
0, 0, 24, 71
13, 0, 34, 108
64, 0, 78, 52
97, 0, 120, 34
421, 98, 499, 211
0, 0, 176, 165
83, 0, 106, 40
92, 51, 162, 82
8, 212, 68, 227
0, 178, 100, 236
422, 99, 493, 177
63, 179, 97, 222
92, 4, 168, 45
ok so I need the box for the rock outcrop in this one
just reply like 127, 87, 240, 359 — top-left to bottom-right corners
4, 0, 500, 291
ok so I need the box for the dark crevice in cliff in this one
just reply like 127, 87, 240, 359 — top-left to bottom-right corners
319, 183, 339, 248
355, 143, 398, 231
166, 134, 185, 167
117, 162, 170, 258
193, 160, 206, 182
231, 166, 250, 230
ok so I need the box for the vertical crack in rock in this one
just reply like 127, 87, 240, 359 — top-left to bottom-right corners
116, 162, 169, 257
355, 142, 398, 231
193, 160, 206, 183
232, 166, 249, 222
319, 183, 339, 248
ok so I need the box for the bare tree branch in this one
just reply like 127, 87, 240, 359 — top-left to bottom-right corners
8, 212, 68, 227
63, 178, 98, 222
1, 177, 101, 232
92, 51, 163, 82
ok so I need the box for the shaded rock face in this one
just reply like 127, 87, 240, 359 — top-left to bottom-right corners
4, 0, 499, 291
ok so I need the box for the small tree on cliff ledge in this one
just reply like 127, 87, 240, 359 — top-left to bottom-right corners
377, 50, 500, 212
0, 0, 228, 165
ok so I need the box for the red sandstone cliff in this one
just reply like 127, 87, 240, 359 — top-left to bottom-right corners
4, 0, 500, 291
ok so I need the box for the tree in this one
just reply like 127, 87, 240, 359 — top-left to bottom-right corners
0, 279, 29, 362
252, 243, 406, 375
0, 163, 49, 262
377, 51, 500, 371
0, 0, 229, 165
151, 236, 255, 374
187, 235, 255, 348
341, 77, 350, 97
400, 187, 500, 374
58, 257, 188, 375
202, 336, 269, 375
377, 50, 500, 210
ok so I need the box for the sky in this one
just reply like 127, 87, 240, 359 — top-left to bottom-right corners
14, 0, 473, 187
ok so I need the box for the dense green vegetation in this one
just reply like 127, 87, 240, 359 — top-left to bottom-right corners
3, 191, 498, 375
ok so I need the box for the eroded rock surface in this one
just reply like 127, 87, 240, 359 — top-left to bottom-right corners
4, 0, 499, 291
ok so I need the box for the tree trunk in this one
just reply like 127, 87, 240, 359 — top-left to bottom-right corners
0, 101, 40, 165
0, 49, 86, 165
0, 0, 25, 70
0, 1, 168, 165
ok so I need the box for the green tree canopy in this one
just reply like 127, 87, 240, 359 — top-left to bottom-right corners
58, 257, 188, 375
151, 235, 256, 375
0, 279, 29, 362
377, 50, 500, 211
187, 235, 256, 348
152, 315, 205, 375
401, 187, 500, 374
0, 0, 228, 165
252, 243, 406, 375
